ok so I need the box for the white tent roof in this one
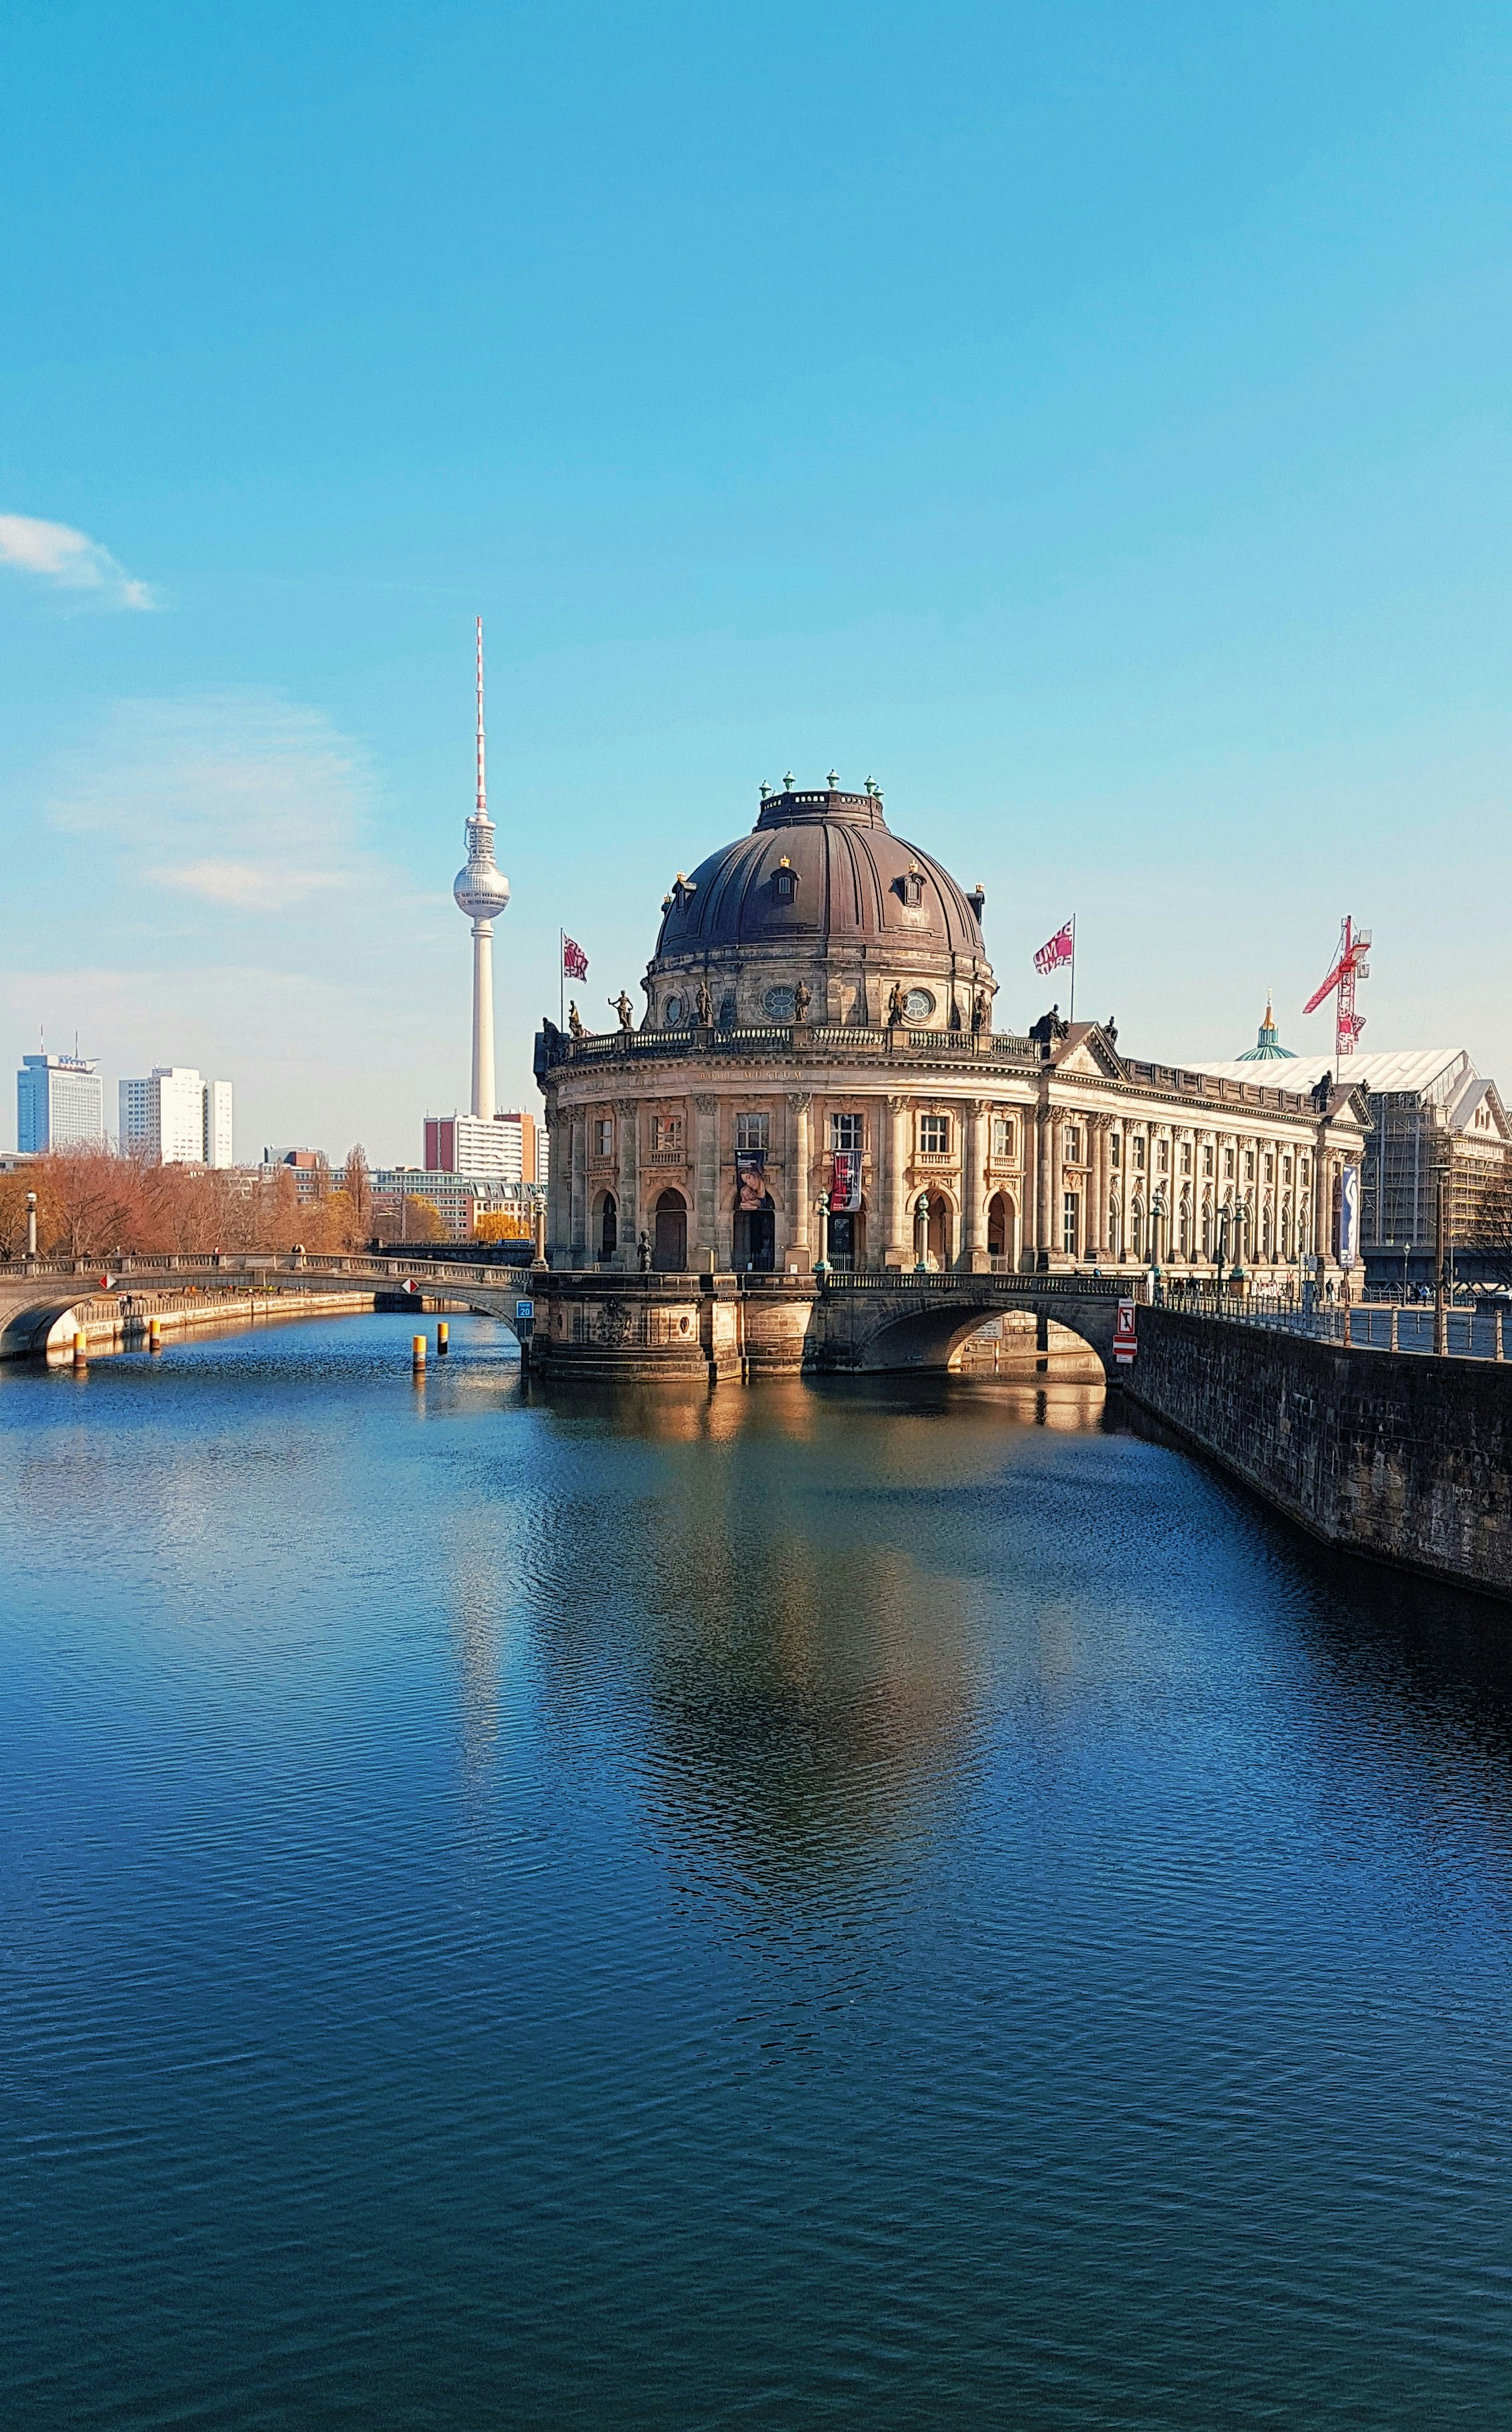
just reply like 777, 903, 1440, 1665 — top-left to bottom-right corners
1185, 1048, 1473, 1097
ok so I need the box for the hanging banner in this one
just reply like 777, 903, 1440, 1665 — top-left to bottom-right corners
1339, 1164, 1361, 1268
735, 1152, 767, 1210
829, 1150, 861, 1213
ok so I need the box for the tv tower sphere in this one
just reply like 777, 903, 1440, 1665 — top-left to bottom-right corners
455, 619, 510, 1118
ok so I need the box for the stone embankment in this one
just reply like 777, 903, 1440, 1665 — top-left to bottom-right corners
45, 1288, 379, 1356
1127, 1308, 1512, 1602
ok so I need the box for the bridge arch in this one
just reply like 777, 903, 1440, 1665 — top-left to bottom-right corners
819, 1280, 1123, 1377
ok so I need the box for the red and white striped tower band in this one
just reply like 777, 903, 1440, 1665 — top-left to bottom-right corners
453, 619, 511, 1118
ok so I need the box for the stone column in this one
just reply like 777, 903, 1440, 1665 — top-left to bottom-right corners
788, 1095, 812, 1265
617, 1098, 639, 1270
545, 1106, 567, 1260
886, 1096, 909, 1264
694, 1095, 720, 1271
1036, 1102, 1053, 1262
1086, 1116, 1105, 1258
569, 1114, 587, 1263
963, 1100, 987, 1269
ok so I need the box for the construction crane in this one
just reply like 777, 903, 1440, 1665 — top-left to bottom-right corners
1303, 915, 1372, 1060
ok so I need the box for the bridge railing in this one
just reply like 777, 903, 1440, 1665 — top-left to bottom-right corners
1165, 1288, 1509, 1364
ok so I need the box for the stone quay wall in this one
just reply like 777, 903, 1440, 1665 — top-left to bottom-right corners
1127, 1309, 1512, 1601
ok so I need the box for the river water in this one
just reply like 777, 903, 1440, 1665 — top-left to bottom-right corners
4, 1313, 1511, 2429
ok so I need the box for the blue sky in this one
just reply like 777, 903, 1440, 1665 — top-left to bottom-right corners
3, 2, 1509, 1160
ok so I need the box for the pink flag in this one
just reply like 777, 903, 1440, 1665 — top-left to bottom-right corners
562, 936, 589, 980
1033, 919, 1074, 976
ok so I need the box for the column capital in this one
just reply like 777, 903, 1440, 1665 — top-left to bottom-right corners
615, 1098, 638, 1120
787, 1092, 812, 1112
695, 1095, 719, 1114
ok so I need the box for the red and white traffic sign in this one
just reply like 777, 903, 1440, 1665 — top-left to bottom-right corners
1113, 1299, 1137, 1365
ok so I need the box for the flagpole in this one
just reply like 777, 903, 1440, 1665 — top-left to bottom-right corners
1069, 916, 1076, 1027
559, 928, 564, 1030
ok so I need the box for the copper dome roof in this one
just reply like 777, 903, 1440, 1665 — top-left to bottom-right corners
652, 789, 987, 964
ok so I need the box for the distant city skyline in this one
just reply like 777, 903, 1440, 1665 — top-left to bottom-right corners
4, 5, 1511, 1158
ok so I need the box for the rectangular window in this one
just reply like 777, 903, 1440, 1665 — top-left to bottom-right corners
1224, 1148, 1235, 1180
918, 1113, 950, 1156
595, 1118, 613, 1158
735, 1112, 768, 1153
991, 1114, 1015, 1158
1062, 1191, 1080, 1257
1203, 1144, 1215, 1177
829, 1112, 863, 1152
1110, 1134, 1122, 1168
1133, 1136, 1147, 1171
1157, 1138, 1170, 1172
650, 1116, 683, 1154
1263, 1153, 1274, 1182
1180, 1142, 1193, 1174
1064, 1126, 1082, 1163
1244, 1150, 1255, 1182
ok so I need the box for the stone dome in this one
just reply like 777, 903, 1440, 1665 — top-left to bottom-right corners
652, 788, 988, 966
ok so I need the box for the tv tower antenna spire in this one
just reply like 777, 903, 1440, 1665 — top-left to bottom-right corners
1303, 914, 1373, 1062
475, 613, 487, 816
453, 618, 511, 1118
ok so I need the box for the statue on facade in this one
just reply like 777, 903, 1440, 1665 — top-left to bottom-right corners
695, 977, 714, 1027
886, 980, 905, 1027
793, 979, 812, 1022
971, 987, 989, 1034
611, 990, 635, 1031
637, 1229, 652, 1271
567, 1000, 585, 1039
1029, 1004, 1070, 1048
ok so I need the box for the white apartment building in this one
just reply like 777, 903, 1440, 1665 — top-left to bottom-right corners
119, 1068, 234, 1167
17, 1053, 105, 1152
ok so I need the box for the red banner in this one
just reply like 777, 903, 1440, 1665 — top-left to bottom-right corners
829, 1151, 861, 1213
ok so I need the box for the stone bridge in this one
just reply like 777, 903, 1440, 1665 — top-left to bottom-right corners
530, 1267, 1133, 1380
0, 1252, 1135, 1381
0, 1251, 538, 1360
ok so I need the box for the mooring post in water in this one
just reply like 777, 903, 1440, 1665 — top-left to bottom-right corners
437, 1322, 449, 1356
149, 1317, 163, 1353
412, 1332, 426, 1374
71, 1330, 87, 1369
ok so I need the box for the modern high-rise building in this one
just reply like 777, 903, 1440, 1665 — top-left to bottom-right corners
423, 1108, 537, 1184
452, 618, 510, 1119
119, 1068, 233, 1166
203, 1079, 234, 1169
17, 1052, 105, 1152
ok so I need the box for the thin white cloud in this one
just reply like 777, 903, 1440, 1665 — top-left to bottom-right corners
153, 858, 345, 910
0, 511, 156, 610
48, 693, 369, 912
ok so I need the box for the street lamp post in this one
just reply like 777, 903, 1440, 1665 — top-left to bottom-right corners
914, 1193, 931, 1272
814, 1195, 830, 1276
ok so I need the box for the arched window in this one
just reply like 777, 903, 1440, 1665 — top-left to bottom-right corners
986, 1190, 1015, 1264
597, 1191, 617, 1261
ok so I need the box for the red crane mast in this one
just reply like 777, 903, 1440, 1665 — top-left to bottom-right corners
1303, 915, 1372, 1062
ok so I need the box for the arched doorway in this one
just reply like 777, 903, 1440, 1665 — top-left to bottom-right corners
595, 1190, 617, 1262
733, 1192, 775, 1272
986, 1190, 1016, 1266
827, 1202, 865, 1271
928, 1196, 953, 1274
652, 1189, 687, 1271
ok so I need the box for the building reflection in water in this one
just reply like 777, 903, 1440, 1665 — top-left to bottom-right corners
489, 1375, 1116, 1920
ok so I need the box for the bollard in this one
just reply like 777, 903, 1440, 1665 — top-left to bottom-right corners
437, 1321, 449, 1356
412, 1332, 427, 1374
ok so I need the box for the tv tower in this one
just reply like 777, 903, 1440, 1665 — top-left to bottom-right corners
453, 619, 511, 1117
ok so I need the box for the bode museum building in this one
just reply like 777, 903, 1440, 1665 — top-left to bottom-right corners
535, 782, 1366, 1290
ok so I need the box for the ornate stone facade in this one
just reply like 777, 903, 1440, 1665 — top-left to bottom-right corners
536, 786, 1368, 1286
